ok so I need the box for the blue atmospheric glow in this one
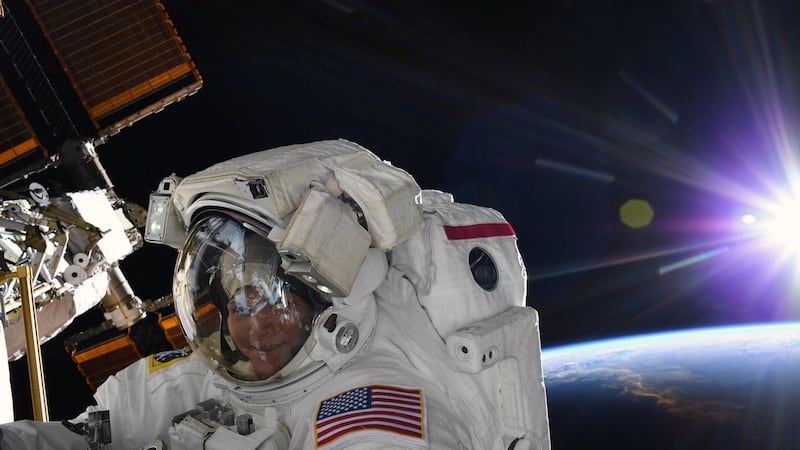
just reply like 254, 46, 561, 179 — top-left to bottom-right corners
541, 321, 800, 358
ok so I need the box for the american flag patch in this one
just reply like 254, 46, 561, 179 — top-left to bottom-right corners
314, 385, 426, 448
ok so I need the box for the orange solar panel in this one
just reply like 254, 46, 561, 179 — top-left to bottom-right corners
0, 73, 44, 167
158, 313, 188, 349
27, 0, 202, 133
71, 334, 143, 391
158, 302, 220, 350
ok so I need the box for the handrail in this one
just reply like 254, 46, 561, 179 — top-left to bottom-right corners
1, 266, 48, 421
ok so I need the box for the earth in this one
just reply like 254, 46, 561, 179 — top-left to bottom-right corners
542, 322, 800, 449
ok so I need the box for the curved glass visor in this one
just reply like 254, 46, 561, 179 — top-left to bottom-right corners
173, 214, 316, 382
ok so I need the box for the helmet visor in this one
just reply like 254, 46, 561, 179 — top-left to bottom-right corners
173, 214, 317, 382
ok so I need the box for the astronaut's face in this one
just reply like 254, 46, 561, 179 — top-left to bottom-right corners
226, 285, 314, 378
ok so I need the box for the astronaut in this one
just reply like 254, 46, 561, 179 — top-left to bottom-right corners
0, 139, 550, 449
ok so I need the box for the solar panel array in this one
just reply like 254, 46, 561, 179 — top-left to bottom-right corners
0, 73, 42, 166
0, 0, 202, 171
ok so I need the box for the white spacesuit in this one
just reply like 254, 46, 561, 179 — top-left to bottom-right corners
1, 139, 550, 449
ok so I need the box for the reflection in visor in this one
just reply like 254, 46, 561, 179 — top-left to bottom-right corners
219, 230, 287, 314
174, 214, 324, 383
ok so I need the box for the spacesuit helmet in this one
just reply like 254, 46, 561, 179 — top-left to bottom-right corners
173, 210, 328, 383
148, 140, 425, 391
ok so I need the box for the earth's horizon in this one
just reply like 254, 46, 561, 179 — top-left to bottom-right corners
542, 321, 800, 449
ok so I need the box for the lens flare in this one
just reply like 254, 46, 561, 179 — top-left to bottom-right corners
740, 214, 758, 225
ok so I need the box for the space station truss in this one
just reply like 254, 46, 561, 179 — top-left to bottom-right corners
0, 0, 204, 393
27, 0, 203, 139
